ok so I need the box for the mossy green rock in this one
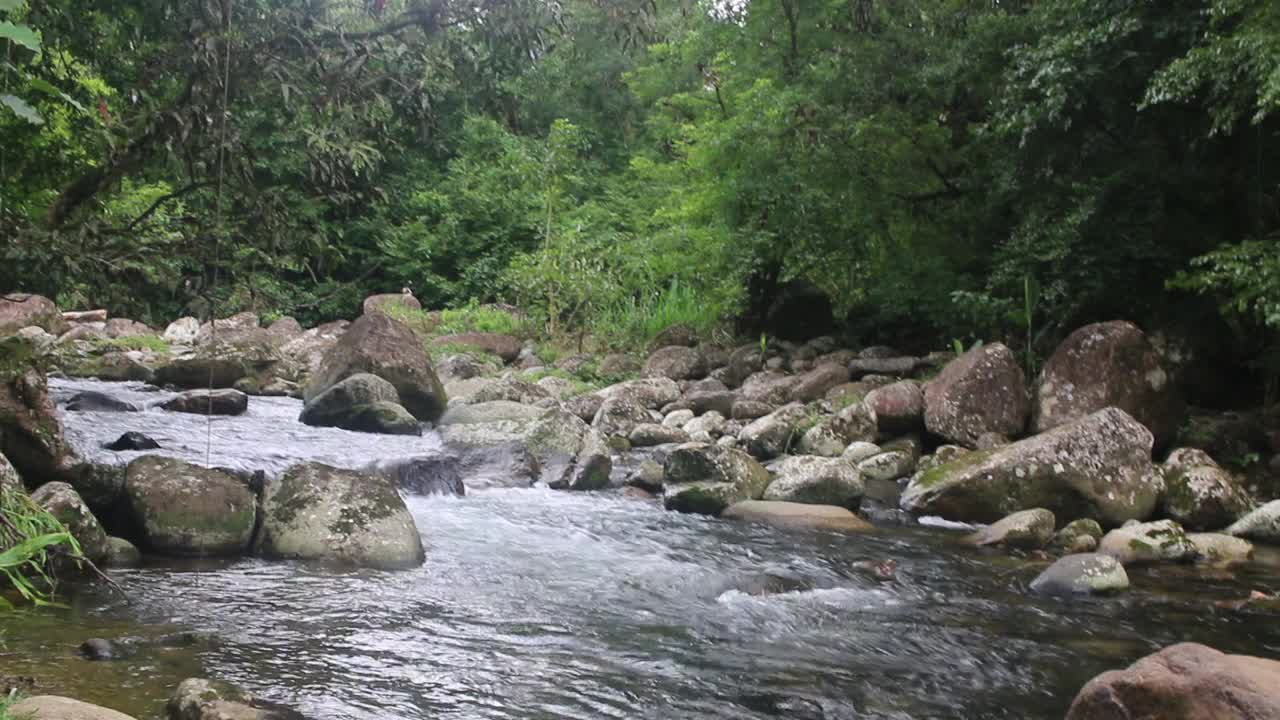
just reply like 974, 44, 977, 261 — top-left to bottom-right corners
900, 407, 1163, 525
256, 461, 424, 570
31, 481, 109, 562
1161, 463, 1254, 531
304, 313, 446, 422
1050, 518, 1105, 553
125, 456, 256, 557
1097, 519, 1196, 565
1187, 532, 1253, 566
662, 443, 770, 515
797, 401, 877, 457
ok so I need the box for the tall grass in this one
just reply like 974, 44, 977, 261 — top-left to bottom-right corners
381, 302, 529, 338
0, 486, 81, 608
591, 279, 725, 350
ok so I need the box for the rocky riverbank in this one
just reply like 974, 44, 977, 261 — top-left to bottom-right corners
5, 290, 1280, 718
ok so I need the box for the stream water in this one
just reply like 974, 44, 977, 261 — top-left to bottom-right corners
2, 378, 1279, 719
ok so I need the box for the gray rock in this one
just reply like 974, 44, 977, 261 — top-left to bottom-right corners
168, 677, 303, 720
1161, 461, 1253, 531
662, 443, 770, 515
625, 459, 665, 493
629, 423, 690, 447
431, 333, 522, 363
125, 456, 256, 557
1188, 532, 1253, 566
739, 371, 799, 405
1030, 553, 1129, 596
683, 390, 739, 417
299, 373, 399, 425
841, 441, 882, 464
722, 500, 874, 532
643, 345, 706, 380
762, 456, 864, 509
256, 462, 424, 569
66, 391, 139, 413
683, 410, 727, 441
31, 481, 108, 562
9, 695, 137, 720
1226, 499, 1280, 543
865, 380, 924, 433
900, 407, 1163, 526
791, 364, 850, 403
856, 449, 916, 483
848, 356, 920, 378
160, 389, 248, 416
163, 317, 201, 345
376, 455, 465, 496
1097, 519, 1196, 565
342, 401, 421, 436
440, 405, 588, 488
965, 508, 1055, 550
797, 401, 878, 457
102, 536, 142, 568
663, 409, 695, 427
569, 429, 612, 491
730, 399, 774, 421
0, 293, 67, 336
593, 391, 655, 439
923, 343, 1028, 447
1049, 519, 1104, 554
740, 403, 810, 459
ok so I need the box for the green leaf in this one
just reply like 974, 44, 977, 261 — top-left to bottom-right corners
25, 76, 87, 112
0, 93, 43, 124
0, 20, 40, 53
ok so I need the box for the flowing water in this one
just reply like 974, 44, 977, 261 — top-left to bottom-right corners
3, 378, 1280, 719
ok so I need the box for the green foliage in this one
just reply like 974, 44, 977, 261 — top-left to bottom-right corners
1172, 238, 1280, 328
95, 335, 169, 353
0, 485, 80, 608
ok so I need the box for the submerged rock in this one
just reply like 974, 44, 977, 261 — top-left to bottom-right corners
923, 342, 1028, 447
1065, 642, 1280, 720
662, 443, 770, 515
762, 456, 864, 509
965, 508, 1055, 550
1030, 553, 1130, 596
900, 407, 1163, 526
103, 432, 160, 452
1034, 320, 1184, 449
722, 500, 873, 532
255, 462, 424, 570
125, 456, 256, 557
1097, 519, 1196, 565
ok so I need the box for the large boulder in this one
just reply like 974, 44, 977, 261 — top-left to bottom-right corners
276, 321, 348, 384
567, 429, 612, 491
643, 345, 707, 381
9, 696, 137, 720
1065, 643, 1280, 720
160, 389, 249, 416
0, 337, 75, 483
169, 677, 304, 720
255, 462, 424, 570
1034, 321, 1184, 449
104, 318, 156, 339
440, 404, 588, 488
154, 331, 281, 389
923, 343, 1028, 447
30, 481, 109, 562
662, 443, 770, 515
363, 290, 421, 316
1160, 451, 1254, 531
298, 373, 418, 435
739, 371, 799, 405
900, 407, 1163, 525
1030, 553, 1130, 596
0, 293, 67, 336
762, 456, 864, 509
865, 381, 924, 433
739, 403, 810, 459
722, 500, 873, 532
431, 333, 522, 363
304, 313, 447, 422
125, 456, 256, 556
790, 364, 850, 403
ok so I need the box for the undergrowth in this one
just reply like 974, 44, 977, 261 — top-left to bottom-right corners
0, 486, 81, 609
96, 335, 170, 353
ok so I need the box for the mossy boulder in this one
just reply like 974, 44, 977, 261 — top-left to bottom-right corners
298, 373, 419, 435
567, 428, 612, 491
1188, 532, 1253, 566
102, 536, 142, 568
125, 456, 256, 557
662, 443, 770, 515
1034, 320, 1184, 450
900, 407, 1163, 526
440, 404, 588, 488
1097, 519, 1196, 565
1050, 518, 1105, 554
255, 462, 424, 570
923, 342, 1028, 448
1160, 452, 1254, 531
31, 481, 109, 562
304, 313, 446, 422
762, 455, 864, 509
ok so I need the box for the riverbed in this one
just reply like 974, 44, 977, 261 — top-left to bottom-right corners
3, 378, 1279, 719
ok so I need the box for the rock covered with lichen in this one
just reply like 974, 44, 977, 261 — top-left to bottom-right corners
1030, 553, 1130, 596
1096, 519, 1197, 565
900, 407, 1163, 525
923, 343, 1028, 447
125, 456, 257, 557
662, 443, 770, 515
1159, 448, 1253, 531
255, 461, 424, 570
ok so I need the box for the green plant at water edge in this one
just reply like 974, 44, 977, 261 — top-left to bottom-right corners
0, 485, 80, 608
97, 335, 169, 353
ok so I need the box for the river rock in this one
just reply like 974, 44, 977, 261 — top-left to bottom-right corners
104, 318, 156, 339
865, 380, 924, 433
1226, 499, 1280, 543
341, 401, 421, 435
276, 321, 347, 385
1161, 459, 1253, 531
440, 404, 588, 488
160, 389, 248, 416
722, 500, 873, 532
9, 696, 137, 720
58, 323, 107, 344
730, 399, 773, 421
601, 377, 681, 408
797, 401, 879, 457
1034, 320, 1184, 449
598, 353, 641, 378
256, 462, 424, 570
682, 390, 738, 417
0, 451, 19, 491
663, 409, 695, 427
305, 312, 447, 422
965, 508, 1055, 550
791, 364, 850, 403
1188, 532, 1253, 565
376, 455, 465, 496
102, 536, 143, 567
900, 407, 1163, 525
168, 677, 304, 720
568, 429, 612, 491
593, 391, 654, 439
739, 371, 798, 405
684, 410, 727, 442
299, 373, 398, 427
432, 333, 522, 363
629, 423, 689, 447
125, 456, 256, 556
625, 458, 665, 493
662, 443, 770, 515
154, 330, 281, 389
31, 481, 108, 562
1049, 518, 1104, 554
1065, 642, 1280, 720
740, 403, 810, 459
1097, 519, 1196, 565
856, 449, 916, 483
762, 456, 864, 509
0, 337, 75, 483
0, 293, 67, 336
848, 356, 920, 378
163, 317, 201, 345
470, 377, 551, 405
923, 343, 1028, 447
66, 390, 139, 412
643, 345, 706, 381
1030, 553, 1130, 596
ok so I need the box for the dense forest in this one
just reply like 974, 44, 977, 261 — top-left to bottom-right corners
2, 0, 1278, 401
